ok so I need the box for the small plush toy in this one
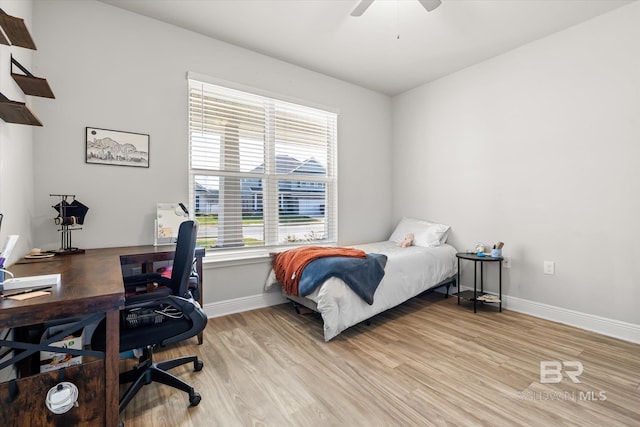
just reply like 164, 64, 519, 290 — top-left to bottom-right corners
399, 233, 414, 248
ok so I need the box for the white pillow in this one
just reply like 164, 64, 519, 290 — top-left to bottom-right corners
389, 217, 450, 247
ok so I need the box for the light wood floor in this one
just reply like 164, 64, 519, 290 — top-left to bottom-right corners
120, 293, 640, 426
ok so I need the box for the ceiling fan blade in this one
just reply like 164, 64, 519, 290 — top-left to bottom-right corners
418, 0, 442, 12
351, 0, 374, 17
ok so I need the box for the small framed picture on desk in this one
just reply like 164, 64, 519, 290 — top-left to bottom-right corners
155, 203, 189, 246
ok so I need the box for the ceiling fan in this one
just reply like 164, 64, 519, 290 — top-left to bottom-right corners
351, 0, 442, 17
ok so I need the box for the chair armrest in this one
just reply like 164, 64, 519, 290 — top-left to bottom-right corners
187, 274, 200, 300
159, 296, 207, 346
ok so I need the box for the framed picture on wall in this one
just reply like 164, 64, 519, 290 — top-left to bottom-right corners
85, 127, 149, 168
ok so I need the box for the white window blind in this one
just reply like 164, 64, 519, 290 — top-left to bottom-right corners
188, 78, 338, 251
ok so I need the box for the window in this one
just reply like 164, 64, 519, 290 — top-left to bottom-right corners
188, 76, 338, 252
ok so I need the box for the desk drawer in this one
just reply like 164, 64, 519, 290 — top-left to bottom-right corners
0, 359, 105, 426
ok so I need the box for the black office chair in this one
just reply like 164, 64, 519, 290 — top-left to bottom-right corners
123, 219, 200, 300
92, 220, 207, 419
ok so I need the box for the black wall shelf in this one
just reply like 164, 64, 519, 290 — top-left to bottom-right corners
0, 8, 36, 50
11, 56, 55, 99
0, 92, 42, 126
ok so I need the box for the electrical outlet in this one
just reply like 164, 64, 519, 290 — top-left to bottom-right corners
503, 256, 511, 269
544, 261, 555, 275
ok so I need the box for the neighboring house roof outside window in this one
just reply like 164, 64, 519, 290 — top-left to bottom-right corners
248, 154, 326, 176
195, 154, 326, 200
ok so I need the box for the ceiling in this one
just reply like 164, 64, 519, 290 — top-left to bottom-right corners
99, 0, 632, 96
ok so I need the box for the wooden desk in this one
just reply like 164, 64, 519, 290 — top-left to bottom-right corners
0, 245, 205, 426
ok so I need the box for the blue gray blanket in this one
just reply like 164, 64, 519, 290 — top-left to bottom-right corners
298, 253, 388, 305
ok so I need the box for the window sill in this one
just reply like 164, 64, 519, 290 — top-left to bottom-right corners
203, 249, 272, 268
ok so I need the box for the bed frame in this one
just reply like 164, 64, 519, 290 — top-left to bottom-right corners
288, 275, 457, 318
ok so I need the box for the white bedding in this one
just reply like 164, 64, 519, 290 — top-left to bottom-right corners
265, 241, 458, 341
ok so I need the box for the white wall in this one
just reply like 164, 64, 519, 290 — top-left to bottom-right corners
0, 0, 34, 267
31, 1, 392, 303
0, 0, 34, 384
392, 2, 640, 327
5, 0, 637, 337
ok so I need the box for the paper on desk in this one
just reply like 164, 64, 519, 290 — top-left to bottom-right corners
7, 290, 51, 300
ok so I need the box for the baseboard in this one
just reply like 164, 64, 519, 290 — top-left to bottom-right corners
204, 288, 640, 344
459, 286, 640, 344
203, 291, 287, 319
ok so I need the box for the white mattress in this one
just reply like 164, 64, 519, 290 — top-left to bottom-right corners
266, 241, 458, 341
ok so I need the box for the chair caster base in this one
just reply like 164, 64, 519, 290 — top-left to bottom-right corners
189, 392, 201, 406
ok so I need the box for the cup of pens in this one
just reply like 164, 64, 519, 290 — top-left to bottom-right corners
491, 241, 504, 258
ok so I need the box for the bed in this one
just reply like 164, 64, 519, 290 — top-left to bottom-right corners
265, 217, 459, 341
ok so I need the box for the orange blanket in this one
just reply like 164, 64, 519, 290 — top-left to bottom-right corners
272, 246, 366, 296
